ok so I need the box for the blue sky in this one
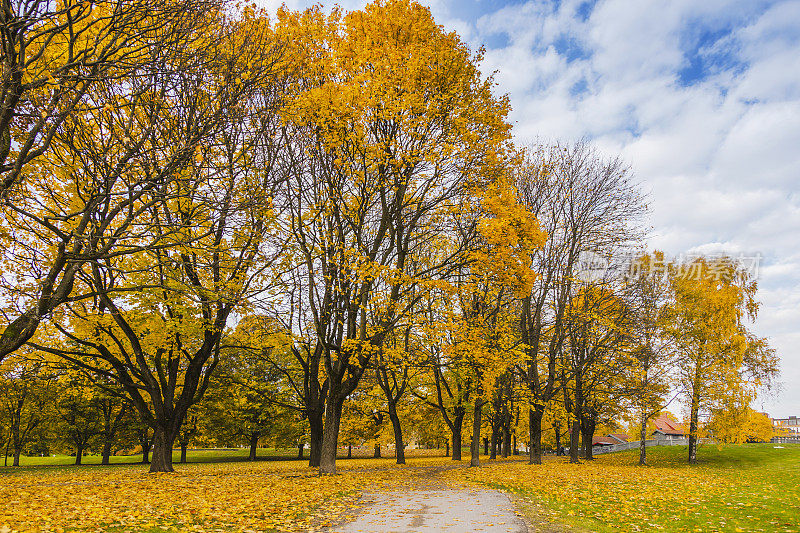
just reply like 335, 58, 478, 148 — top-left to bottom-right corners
261, 0, 800, 418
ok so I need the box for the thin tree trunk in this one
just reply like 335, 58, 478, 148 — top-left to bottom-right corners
470, 402, 482, 467
639, 411, 648, 466
13, 446, 21, 467
445, 439, 450, 457
581, 416, 595, 460
490, 430, 497, 460
180, 443, 188, 464
373, 442, 381, 458
298, 441, 304, 459
150, 427, 175, 473
102, 438, 113, 465
248, 433, 259, 461
388, 403, 405, 465
554, 421, 562, 456
319, 397, 344, 474
569, 419, 581, 464
347, 444, 352, 459
451, 415, 463, 461
689, 391, 700, 464
139, 430, 151, 464
529, 406, 544, 464
502, 423, 511, 458
75, 442, 83, 466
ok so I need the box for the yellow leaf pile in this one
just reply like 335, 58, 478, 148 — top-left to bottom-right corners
0, 456, 452, 532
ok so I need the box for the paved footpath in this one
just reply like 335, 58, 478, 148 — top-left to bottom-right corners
330, 488, 529, 533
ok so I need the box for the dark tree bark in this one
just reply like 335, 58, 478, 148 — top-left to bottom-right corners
529, 406, 545, 464
554, 420, 562, 456
451, 415, 464, 461
150, 427, 175, 473
388, 402, 405, 465
298, 442, 304, 460
347, 444, 352, 459
319, 396, 345, 474
248, 432, 260, 461
580, 414, 596, 460
470, 401, 482, 467
569, 420, 581, 464
138, 428, 152, 464
308, 408, 323, 467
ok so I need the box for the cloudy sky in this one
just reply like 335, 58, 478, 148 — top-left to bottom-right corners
262, 0, 800, 417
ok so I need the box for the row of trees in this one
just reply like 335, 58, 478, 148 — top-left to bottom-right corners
0, 0, 779, 474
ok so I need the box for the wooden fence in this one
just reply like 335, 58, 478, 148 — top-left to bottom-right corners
592, 438, 690, 454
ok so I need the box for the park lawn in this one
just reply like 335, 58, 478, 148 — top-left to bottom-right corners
0, 453, 451, 532
448, 443, 800, 533
2, 448, 302, 468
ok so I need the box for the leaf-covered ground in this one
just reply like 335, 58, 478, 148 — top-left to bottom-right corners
447, 443, 800, 533
0, 455, 451, 533
1, 444, 798, 532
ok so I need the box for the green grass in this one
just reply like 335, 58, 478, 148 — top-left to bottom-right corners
454, 443, 800, 533
0, 447, 302, 469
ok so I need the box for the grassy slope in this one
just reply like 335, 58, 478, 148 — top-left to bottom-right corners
452, 443, 800, 533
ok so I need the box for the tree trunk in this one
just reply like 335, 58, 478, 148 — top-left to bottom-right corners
298, 442, 304, 459
373, 442, 381, 458
580, 416, 595, 460
102, 438, 113, 465
308, 409, 323, 468
13, 446, 21, 467
180, 443, 188, 464
248, 433, 259, 461
139, 430, 151, 464
470, 402, 482, 467
388, 403, 405, 465
483, 437, 488, 456
639, 412, 648, 466
554, 421, 562, 456
319, 397, 344, 474
529, 406, 544, 464
347, 444, 352, 459
451, 415, 464, 461
502, 424, 511, 458
490, 430, 498, 460
150, 427, 175, 473
445, 439, 450, 457
569, 419, 581, 464
513, 434, 518, 455
689, 389, 700, 464
75, 442, 83, 466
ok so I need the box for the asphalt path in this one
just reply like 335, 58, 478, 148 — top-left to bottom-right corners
331, 488, 529, 533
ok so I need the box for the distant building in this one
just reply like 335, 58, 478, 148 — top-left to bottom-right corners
591, 436, 617, 447
652, 415, 685, 440
772, 415, 800, 441
608, 433, 630, 444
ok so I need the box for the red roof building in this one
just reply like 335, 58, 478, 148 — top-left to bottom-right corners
608, 433, 630, 443
653, 416, 685, 439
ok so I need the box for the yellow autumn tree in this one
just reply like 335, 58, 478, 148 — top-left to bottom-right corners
274, 0, 522, 474
666, 256, 778, 463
